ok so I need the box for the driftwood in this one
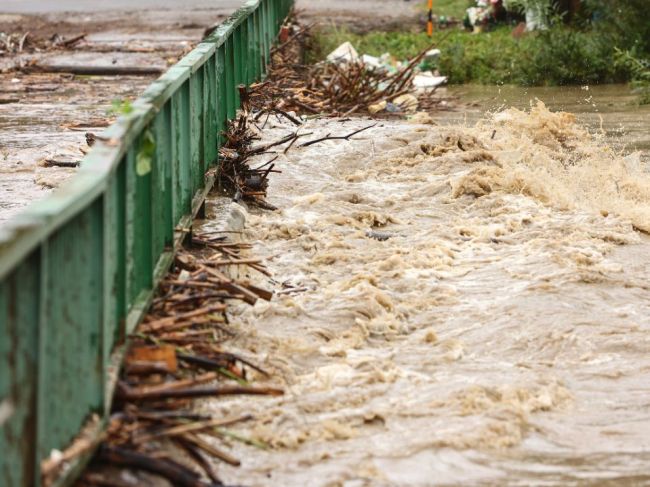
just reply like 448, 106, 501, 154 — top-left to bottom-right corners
175, 438, 225, 485
182, 433, 242, 467
244, 16, 452, 118
97, 446, 217, 487
83, 18, 288, 487
141, 304, 227, 332
118, 382, 284, 401
28, 64, 164, 76
133, 414, 253, 444
299, 123, 378, 147
43, 159, 80, 168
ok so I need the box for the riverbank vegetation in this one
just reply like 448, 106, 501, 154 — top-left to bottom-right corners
310, 0, 650, 99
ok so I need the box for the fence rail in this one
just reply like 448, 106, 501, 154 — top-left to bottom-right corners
0, 0, 292, 484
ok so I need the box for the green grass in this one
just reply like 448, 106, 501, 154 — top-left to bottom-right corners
310, 26, 632, 86
430, 0, 472, 19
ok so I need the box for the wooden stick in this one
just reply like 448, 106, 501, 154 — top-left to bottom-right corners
174, 438, 225, 485
203, 258, 264, 266
28, 64, 164, 76
183, 433, 241, 467
97, 446, 214, 487
117, 372, 217, 399
142, 305, 226, 332
43, 159, 80, 168
61, 33, 87, 47
118, 384, 283, 401
134, 414, 253, 444
135, 410, 211, 422
299, 124, 377, 147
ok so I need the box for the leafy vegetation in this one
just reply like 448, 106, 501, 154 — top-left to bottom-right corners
615, 49, 650, 105
311, 26, 628, 86
107, 98, 134, 116
310, 0, 650, 92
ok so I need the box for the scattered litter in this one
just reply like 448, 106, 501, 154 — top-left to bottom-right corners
413, 72, 448, 89
0, 30, 87, 56
326, 41, 359, 64
393, 94, 419, 113
368, 100, 388, 114
385, 102, 402, 113
251, 23, 450, 118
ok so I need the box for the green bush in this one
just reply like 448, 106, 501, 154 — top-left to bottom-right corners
583, 0, 650, 55
516, 27, 625, 85
310, 26, 629, 86
614, 49, 650, 105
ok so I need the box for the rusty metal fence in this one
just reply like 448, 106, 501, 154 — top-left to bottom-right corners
0, 0, 292, 485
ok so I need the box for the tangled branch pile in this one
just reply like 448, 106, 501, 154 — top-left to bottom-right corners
217, 100, 295, 211
57, 235, 280, 487
0, 31, 86, 55
249, 16, 447, 117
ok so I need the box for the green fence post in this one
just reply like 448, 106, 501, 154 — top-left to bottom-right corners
204, 54, 218, 167
1, 254, 40, 487
173, 81, 193, 217
216, 44, 227, 151
36, 203, 105, 477
189, 69, 204, 193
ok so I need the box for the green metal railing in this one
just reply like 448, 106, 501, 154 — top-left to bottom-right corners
0, 0, 292, 485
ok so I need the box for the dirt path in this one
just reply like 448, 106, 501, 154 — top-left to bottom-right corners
202, 106, 650, 486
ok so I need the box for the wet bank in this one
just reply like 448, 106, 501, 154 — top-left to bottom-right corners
202, 99, 650, 485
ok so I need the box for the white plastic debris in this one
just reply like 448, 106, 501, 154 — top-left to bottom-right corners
361, 54, 383, 69
412, 72, 447, 89
326, 42, 359, 64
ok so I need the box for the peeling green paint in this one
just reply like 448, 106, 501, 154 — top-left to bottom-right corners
0, 1, 294, 485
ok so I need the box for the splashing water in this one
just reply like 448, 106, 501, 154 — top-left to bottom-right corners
203, 101, 650, 486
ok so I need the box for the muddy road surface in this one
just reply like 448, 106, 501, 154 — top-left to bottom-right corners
202, 103, 650, 486
0, 8, 227, 224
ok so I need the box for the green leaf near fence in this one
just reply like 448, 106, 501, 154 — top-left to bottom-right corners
136, 130, 155, 176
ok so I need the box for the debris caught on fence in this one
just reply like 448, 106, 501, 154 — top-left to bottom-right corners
74, 234, 280, 487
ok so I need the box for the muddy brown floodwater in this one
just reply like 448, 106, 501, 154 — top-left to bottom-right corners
198, 90, 650, 486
